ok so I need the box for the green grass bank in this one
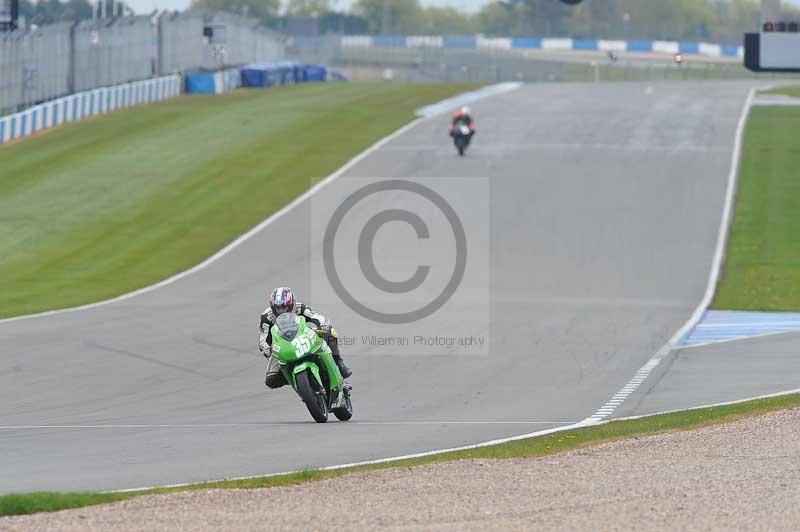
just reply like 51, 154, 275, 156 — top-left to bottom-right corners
713, 103, 800, 310
0, 83, 477, 319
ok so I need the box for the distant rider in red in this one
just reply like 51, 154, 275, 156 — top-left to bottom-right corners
449, 106, 476, 139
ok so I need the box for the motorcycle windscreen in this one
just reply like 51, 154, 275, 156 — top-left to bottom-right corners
275, 312, 301, 341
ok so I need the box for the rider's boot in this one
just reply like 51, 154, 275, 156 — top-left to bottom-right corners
333, 355, 352, 378
327, 337, 352, 378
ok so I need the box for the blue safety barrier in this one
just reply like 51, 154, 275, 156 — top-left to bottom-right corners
302, 65, 327, 82
678, 42, 700, 54
721, 45, 740, 57
511, 38, 542, 49
626, 40, 653, 52
443, 35, 477, 49
241, 62, 297, 87
185, 72, 217, 94
373, 35, 407, 47
572, 39, 599, 51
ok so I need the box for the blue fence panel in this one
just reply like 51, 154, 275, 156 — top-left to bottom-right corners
678, 42, 700, 54
511, 38, 542, 49
185, 72, 217, 93
443, 35, 477, 49
572, 39, 598, 51
721, 45, 739, 57
302, 65, 327, 82
241, 67, 267, 87
626, 40, 653, 52
241, 62, 299, 87
372, 35, 406, 47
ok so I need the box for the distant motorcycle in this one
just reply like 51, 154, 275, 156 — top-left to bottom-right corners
450, 121, 474, 156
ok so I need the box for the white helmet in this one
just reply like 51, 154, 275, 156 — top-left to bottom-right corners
460, 106, 471, 116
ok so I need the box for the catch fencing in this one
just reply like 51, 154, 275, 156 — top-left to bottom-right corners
0, 12, 285, 114
290, 34, 800, 84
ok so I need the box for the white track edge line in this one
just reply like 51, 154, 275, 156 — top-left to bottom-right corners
109, 420, 594, 493
612, 387, 800, 422
581, 87, 756, 423
109, 385, 800, 495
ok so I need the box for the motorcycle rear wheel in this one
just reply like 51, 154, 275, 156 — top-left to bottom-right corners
296, 370, 328, 423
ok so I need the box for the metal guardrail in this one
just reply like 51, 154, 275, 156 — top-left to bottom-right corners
0, 75, 181, 145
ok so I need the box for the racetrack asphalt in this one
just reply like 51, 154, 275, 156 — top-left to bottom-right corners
0, 81, 757, 494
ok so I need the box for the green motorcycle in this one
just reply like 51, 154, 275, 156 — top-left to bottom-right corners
270, 312, 353, 423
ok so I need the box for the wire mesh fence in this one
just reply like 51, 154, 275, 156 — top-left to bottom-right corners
73, 16, 156, 93
0, 22, 71, 115
0, 12, 286, 115
289, 38, 800, 84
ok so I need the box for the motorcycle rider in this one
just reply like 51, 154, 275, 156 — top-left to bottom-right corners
259, 287, 352, 389
449, 106, 476, 140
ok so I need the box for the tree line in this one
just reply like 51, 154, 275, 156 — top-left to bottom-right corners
193, 0, 798, 45
18, 0, 132, 25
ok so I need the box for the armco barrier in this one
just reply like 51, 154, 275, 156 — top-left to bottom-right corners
340, 35, 744, 58
0, 75, 181, 145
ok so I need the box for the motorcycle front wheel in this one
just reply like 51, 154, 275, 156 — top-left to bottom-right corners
296, 370, 328, 423
333, 389, 353, 421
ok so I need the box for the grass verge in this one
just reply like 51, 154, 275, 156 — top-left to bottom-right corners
0, 83, 479, 319
3, 392, 800, 518
762, 86, 800, 98
712, 103, 800, 310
